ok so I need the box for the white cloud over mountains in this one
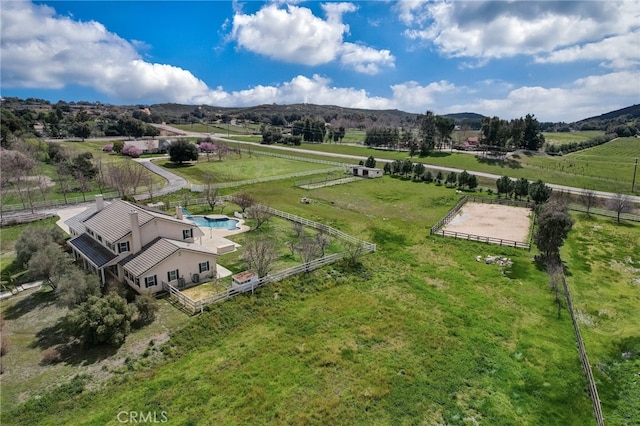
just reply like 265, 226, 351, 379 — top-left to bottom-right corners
230, 3, 395, 74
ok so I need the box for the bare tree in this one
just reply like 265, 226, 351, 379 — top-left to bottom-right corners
74, 170, 91, 202
578, 188, 598, 217
248, 204, 272, 230
235, 192, 255, 213
93, 156, 109, 194
291, 222, 304, 239
140, 173, 154, 201
607, 193, 633, 223
108, 161, 147, 197
315, 231, 331, 257
344, 240, 365, 267
297, 236, 320, 264
203, 172, 219, 210
242, 239, 277, 278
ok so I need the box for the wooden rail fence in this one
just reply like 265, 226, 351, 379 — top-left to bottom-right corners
433, 230, 531, 250
163, 198, 375, 314
561, 273, 605, 426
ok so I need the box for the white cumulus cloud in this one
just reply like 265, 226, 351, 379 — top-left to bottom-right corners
0, 1, 215, 103
399, 0, 640, 68
230, 2, 394, 73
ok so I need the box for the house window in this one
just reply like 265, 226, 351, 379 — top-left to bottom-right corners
144, 275, 156, 288
183, 228, 193, 239
199, 261, 210, 273
118, 241, 130, 253
135, 278, 140, 287
97, 235, 103, 243
167, 269, 179, 282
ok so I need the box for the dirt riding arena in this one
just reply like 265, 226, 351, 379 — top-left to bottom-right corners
442, 202, 533, 244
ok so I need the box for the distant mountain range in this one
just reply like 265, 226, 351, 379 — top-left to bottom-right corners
2, 96, 637, 130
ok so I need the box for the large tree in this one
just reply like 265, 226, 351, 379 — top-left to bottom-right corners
529, 180, 553, 204
56, 269, 101, 309
523, 114, 544, 151
514, 178, 530, 200
534, 201, 574, 259
435, 116, 455, 150
168, 139, 198, 164
496, 175, 514, 197
417, 111, 436, 156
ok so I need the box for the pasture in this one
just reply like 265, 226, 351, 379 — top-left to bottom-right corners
2, 150, 639, 425
0, 174, 616, 425
154, 152, 339, 185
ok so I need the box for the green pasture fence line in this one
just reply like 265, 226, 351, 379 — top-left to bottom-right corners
569, 203, 640, 222
294, 172, 352, 188
467, 195, 534, 209
0, 191, 121, 214
163, 253, 350, 315
190, 167, 344, 192
433, 229, 531, 250
560, 273, 605, 426
235, 147, 346, 167
429, 195, 468, 235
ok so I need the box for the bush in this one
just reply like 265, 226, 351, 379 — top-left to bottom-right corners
41, 347, 62, 365
65, 294, 137, 347
134, 294, 159, 326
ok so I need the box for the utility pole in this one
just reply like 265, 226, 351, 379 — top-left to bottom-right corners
633, 157, 638, 192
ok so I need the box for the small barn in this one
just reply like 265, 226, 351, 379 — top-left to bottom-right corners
347, 165, 383, 178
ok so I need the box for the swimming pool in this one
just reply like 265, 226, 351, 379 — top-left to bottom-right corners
189, 215, 240, 230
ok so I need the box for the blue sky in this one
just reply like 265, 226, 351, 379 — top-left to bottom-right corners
1, 0, 639, 122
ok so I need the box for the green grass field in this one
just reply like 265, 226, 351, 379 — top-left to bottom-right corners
542, 131, 605, 146
561, 215, 640, 424
5, 175, 635, 425
2, 144, 639, 425
154, 152, 340, 185
250, 137, 640, 193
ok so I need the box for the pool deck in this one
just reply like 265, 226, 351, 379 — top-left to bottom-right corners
193, 215, 250, 255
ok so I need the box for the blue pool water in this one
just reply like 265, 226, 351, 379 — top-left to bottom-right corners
189, 215, 240, 230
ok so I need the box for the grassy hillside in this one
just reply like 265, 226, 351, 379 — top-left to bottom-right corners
1, 177, 608, 425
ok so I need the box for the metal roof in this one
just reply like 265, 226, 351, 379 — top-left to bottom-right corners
120, 238, 217, 277
68, 233, 117, 268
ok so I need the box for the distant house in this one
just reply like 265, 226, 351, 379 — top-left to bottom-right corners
65, 195, 217, 294
454, 136, 480, 151
123, 139, 160, 154
347, 165, 384, 178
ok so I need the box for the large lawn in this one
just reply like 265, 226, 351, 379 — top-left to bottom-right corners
154, 152, 340, 185
253, 137, 640, 193
2, 176, 620, 425
562, 214, 640, 424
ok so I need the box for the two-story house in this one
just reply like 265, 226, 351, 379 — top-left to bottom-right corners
65, 195, 217, 294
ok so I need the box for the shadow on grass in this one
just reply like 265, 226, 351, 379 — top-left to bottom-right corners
3, 288, 56, 320
427, 151, 452, 158
477, 157, 522, 169
160, 162, 195, 169
32, 316, 118, 366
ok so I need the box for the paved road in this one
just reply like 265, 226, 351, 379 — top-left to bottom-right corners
132, 157, 187, 199
45, 124, 640, 204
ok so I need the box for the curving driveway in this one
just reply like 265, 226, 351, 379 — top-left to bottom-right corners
132, 157, 187, 200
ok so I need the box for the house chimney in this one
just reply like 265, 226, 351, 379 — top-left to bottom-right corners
95, 194, 104, 211
176, 205, 183, 220
129, 210, 142, 254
